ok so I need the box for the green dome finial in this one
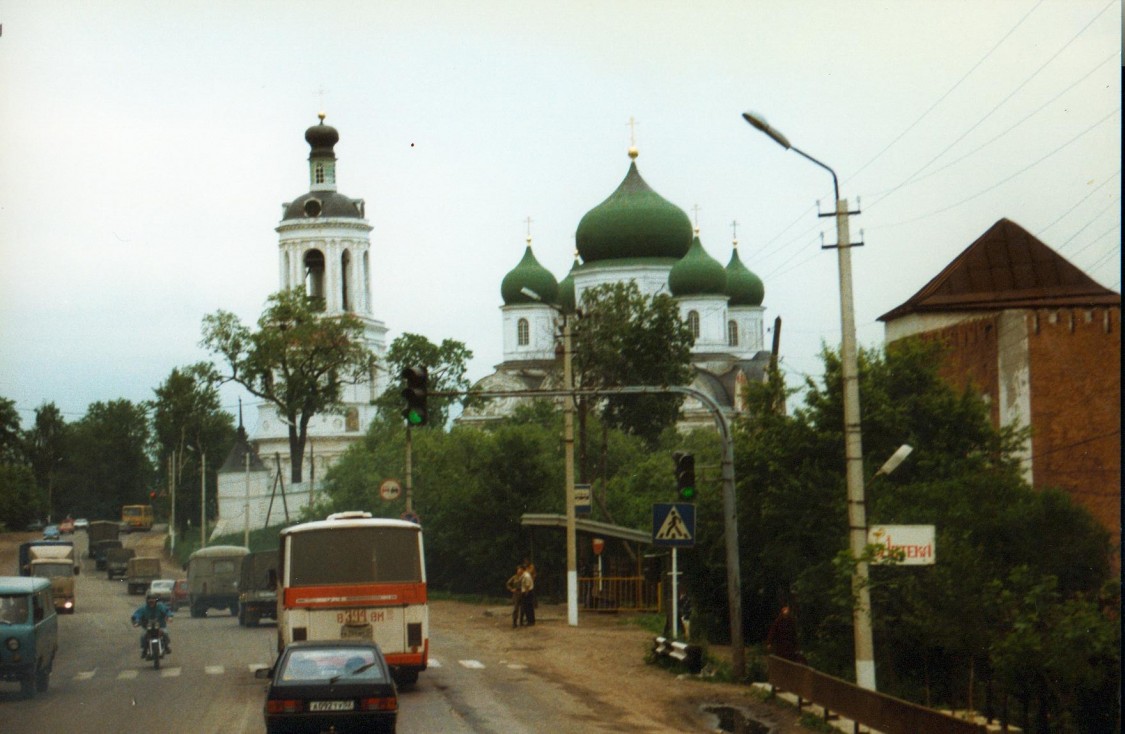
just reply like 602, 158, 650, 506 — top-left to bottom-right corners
725, 240, 765, 306
501, 242, 559, 305
669, 232, 727, 297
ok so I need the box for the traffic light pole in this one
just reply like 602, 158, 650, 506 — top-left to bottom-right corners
438, 383, 745, 679
404, 424, 414, 514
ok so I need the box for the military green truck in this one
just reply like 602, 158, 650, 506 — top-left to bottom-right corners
237, 549, 278, 627
86, 521, 121, 570
126, 556, 162, 595
186, 545, 249, 617
106, 546, 136, 580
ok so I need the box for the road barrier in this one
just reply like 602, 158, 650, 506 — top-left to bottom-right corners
651, 636, 703, 673
767, 655, 987, 734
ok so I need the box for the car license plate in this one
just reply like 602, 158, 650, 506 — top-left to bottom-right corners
309, 700, 355, 712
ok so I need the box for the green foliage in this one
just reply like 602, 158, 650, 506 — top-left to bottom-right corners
200, 288, 375, 482
0, 463, 40, 531
58, 400, 155, 520
149, 365, 236, 533
573, 282, 693, 444
22, 402, 67, 521
0, 397, 24, 464
374, 332, 473, 428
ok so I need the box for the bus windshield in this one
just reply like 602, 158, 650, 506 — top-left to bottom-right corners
288, 526, 421, 586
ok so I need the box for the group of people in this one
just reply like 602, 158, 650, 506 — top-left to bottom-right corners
505, 561, 536, 628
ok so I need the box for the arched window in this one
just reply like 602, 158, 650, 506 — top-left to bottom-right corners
728, 320, 739, 347
304, 249, 326, 309
517, 318, 530, 346
688, 310, 700, 340
341, 250, 353, 312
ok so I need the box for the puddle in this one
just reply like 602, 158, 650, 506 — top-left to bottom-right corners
700, 704, 772, 734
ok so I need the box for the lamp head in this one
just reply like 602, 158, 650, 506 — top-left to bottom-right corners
741, 112, 791, 150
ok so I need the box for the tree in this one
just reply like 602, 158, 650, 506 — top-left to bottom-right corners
572, 282, 694, 445
375, 333, 473, 428
0, 397, 24, 464
200, 288, 375, 483
23, 402, 68, 523
0, 463, 39, 531
149, 365, 236, 534
59, 400, 154, 519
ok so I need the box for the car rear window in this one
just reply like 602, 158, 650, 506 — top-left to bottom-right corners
280, 649, 385, 682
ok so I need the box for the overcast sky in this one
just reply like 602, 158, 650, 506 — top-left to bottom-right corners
0, 0, 1119, 425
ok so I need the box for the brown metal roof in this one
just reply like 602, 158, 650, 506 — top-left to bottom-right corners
879, 218, 1120, 321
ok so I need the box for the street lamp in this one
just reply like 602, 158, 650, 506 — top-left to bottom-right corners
742, 111, 876, 690
521, 287, 579, 627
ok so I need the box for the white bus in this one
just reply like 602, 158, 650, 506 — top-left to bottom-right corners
277, 512, 428, 684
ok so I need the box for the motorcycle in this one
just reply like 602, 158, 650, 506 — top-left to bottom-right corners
139, 618, 168, 670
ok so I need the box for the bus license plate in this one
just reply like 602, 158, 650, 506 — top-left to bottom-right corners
341, 624, 373, 640
309, 700, 355, 712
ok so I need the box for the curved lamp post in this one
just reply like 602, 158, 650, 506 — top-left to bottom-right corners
742, 112, 876, 690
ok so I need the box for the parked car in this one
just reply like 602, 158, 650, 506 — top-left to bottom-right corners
73, 518, 89, 532
171, 579, 189, 611
257, 640, 398, 734
58, 518, 75, 534
146, 579, 176, 605
42, 526, 60, 541
25, 520, 44, 532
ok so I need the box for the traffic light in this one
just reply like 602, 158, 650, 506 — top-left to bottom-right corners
401, 366, 429, 426
673, 451, 695, 500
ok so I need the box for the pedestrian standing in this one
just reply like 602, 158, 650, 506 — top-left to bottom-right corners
766, 605, 805, 663
506, 565, 525, 628
519, 564, 536, 626
677, 591, 692, 640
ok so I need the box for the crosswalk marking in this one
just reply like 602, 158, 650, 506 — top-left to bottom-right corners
76, 671, 96, 680
117, 670, 138, 680
249, 663, 270, 673
459, 660, 485, 669
428, 658, 442, 668
205, 665, 224, 675
160, 667, 181, 677
507, 663, 527, 670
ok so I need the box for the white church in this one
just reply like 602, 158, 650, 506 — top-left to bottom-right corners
212, 118, 775, 536
212, 115, 388, 537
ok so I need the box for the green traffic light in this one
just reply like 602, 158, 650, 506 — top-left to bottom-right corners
404, 408, 425, 426
679, 486, 696, 500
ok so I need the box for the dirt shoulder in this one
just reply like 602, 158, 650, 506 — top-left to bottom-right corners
429, 598, 809, 733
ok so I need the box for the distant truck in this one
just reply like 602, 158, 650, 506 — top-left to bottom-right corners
18, 541, 79, 614
86, 521, 121, 569
237, 549, 278, 627
126, 557, 162, 595
186, 545, 249, 618
105, 547, 136, 580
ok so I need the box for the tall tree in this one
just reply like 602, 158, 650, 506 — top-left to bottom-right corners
200, 288, 375, 483
376, 332, 473, 428
149, 365, 236, 535
23, 402, 68, 523
0, 397, 24, 464
572, 282, 694, 445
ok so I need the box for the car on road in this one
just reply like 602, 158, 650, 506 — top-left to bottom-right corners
42, 525, 60, 541
73, 518, 89, 532
146, 579, 176, 605
58, 518, 75, 534
171, 579, 189, 611
257, 640, 398, 734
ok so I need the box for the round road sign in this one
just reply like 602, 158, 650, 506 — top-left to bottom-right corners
379, 479, 402, 501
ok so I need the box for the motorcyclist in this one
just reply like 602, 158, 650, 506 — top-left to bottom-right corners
131, 592, 173, 658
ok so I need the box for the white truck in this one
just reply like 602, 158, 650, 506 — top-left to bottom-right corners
26, 543, 79, 614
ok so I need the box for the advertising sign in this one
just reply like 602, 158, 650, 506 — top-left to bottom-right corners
869, 525, 936, 565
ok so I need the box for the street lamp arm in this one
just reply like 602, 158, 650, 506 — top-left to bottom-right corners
788, 146, 840, 203
741, 111, 839, 201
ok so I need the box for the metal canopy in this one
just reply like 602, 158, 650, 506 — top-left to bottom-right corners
519, 513, 652, 546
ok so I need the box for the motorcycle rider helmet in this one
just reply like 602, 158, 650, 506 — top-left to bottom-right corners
146, 593, 158, 604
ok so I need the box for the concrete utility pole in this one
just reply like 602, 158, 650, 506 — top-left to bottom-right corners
742, 111, 875, 690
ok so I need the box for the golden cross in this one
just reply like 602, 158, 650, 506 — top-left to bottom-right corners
691, 204, 702, 228
627, 116, 638, 147
525, 216, 533, 241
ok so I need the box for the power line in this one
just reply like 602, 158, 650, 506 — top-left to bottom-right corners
1035, 169, 1120, 236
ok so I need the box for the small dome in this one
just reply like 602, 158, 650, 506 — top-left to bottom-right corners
305, 116, 339, 158
669, 234, 727, 297
283, 191, 365, 220
501, 245, 559, 305
576, 160, 692, 263
725, 246, 765, 306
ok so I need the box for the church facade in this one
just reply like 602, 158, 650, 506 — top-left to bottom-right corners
460, 145, 772, 427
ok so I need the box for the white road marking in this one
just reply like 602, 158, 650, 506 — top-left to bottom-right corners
205, 665, 224, 675
458, 660, 485, 669
118, 670, 138, 680
428, 658, 442, 668
75, 670, 96, 680
507, 663, 528, 670
160, 667, 182, 677
249, 663, 270, 673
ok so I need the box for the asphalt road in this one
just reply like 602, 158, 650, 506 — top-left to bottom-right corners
1, 530, 645, 734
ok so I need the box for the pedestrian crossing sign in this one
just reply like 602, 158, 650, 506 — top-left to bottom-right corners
652, 503, 695, 547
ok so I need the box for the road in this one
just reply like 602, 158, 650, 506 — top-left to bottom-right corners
3, 529, 756, 733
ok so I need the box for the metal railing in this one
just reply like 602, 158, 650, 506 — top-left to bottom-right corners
577, 576, 660, 612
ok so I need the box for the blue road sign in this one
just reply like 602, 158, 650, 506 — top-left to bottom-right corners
652, 503, 695, 548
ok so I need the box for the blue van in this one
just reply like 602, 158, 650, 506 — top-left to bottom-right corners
0, 576, 58, 697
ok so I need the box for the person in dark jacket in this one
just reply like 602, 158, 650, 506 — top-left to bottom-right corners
766, 605, 804, 662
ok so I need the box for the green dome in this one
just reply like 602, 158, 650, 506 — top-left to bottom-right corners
575, 160, 692, 263
725, 246, 765, 306
669, 235, 727, 297
557, 257, 578, 315
501, 245, 559, 305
